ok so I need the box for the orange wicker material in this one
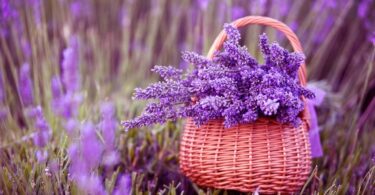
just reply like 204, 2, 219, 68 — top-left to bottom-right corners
179, 16, 312, 193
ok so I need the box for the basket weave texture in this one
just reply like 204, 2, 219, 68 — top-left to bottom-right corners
179, 16, 312, 193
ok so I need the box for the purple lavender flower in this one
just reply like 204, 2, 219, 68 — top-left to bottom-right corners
102, 151, 119, 167
65, 118, 79, 136
62, 36, 80, 93
151, 65, 183, 80
181, 51, 209, 68
51, 76, 63, 101
69, 0, 93, 21
58, 93, 82, 119
0, 0, 18, 36
77, 175, 106, 195
67, 120, 118, 194
68, 143, 87, 178
257, 96, 280, 116
113, 174, 131, 195
99, 102, 116, 150
35, 150, 48, 162
32, 106, 51, 148
231, 6, 245, 19
81, 122, 104, 170
18, 63, 34, 107
124, 24, 314, 129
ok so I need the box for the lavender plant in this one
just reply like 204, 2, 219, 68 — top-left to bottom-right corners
124, 24, 315, 129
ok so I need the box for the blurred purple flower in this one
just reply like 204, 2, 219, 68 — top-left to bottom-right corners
81, 122, 104, 170
32, 106, 51, 148
102, 151, 119, 167
113, 174, 131, 195
231, 6, 245, 19
48, 159, 60, 173
62, 37, 80, 93
68, 140, 106, 194
69, 0, 93, 21
77, 175, 106, 195
358, 0, 371, 18
0, 0, 18, 36
65, 118, 79, 136
33, 130, 51, 148
68, 143, 87, 178
59, 93, 82, 119
35, 150, 48, 163
19, 63, 34, 107
197, 0, 211, 10
51, 76, 63, 101
100, 101, 115, 119
99, 102, 117, 150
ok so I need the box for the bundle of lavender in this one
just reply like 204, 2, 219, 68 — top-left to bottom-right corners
123, 24, 315, 129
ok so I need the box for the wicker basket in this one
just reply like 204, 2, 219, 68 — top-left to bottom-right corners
179, 16, 312, 194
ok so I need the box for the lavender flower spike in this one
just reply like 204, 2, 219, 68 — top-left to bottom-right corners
19, 63, 34, 107
113, 174, 131, 195
81, 122, 104, 170
99, 102, 117, 150
32, 106, 51, 148
62, 36, 80, 93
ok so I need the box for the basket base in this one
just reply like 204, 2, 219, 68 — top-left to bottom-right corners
179, 118, 312, 193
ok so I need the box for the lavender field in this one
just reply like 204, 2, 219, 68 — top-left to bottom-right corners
0, 0, 375, 194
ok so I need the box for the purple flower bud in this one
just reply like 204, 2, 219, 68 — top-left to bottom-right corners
18, 63, 34, 107
151, 65, 183, 80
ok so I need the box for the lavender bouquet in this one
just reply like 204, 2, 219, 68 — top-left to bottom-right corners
123, 24, 315, 129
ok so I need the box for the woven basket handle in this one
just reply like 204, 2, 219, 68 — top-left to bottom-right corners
207, 16, 307, 86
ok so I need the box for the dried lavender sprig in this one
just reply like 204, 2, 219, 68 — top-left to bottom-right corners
124, 24, 315, 129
